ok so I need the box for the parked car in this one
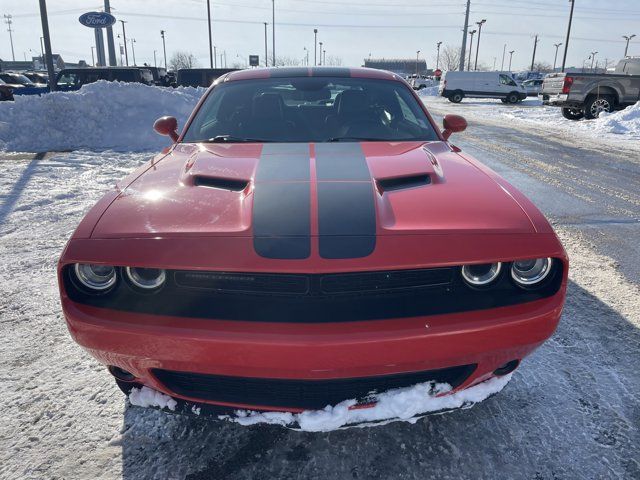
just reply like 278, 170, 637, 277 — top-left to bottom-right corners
541, 57, 640, 119
439, 71, 527, 103
0, 72, 48, 96
54, 67, 155, 91
144, 66, 171, 86
58, 67, 567, 422
407, 74, 434, 90
23, 71, 49, 85
0, 79, 14, 101
522, 78, 544, 96
176, 68, 238, 87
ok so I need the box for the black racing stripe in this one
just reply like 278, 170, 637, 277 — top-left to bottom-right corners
311, 67, 352, 77
253, 144, 311, 259
315, 143, 371, 181
269, 68, 310, 78
256, 143, 310, 181
317, 182, 376, 259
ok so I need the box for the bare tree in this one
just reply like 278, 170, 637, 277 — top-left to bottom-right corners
324, 55, 343, 66
532, 61, 553, 72
439, 45, 461, 71
169, 51, 198, 70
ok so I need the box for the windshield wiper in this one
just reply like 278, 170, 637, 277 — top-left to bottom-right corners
206, 135, 272, 143
327, 136, 383, 142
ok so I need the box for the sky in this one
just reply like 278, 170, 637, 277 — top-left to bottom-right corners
1, 0, 639, 71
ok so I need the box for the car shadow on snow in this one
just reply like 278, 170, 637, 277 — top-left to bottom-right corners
0, 152, 47, 228
119, 280, 640, 480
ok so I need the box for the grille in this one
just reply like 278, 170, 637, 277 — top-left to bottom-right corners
174, 271, 309, 295
153, 365, 476, 410
320, 268, 452, 294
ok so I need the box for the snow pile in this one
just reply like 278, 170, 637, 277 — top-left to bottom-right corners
0, 81, 205, 152
129, 386, 177, 411
418, 85, 440, 97
225, 374, 512, 432
594, 101, 640, 137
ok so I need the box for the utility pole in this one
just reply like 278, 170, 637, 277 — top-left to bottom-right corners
272, 0, 275, 66
3, 14, 15, 61
264, 22, 268, 67
314, 29, 318, 66
459, 0, 471, 71
416, 50, 420, 75
467, 29, 476, 72
38, 0, 56, 91
553, 42, 562, 70
160, 30, 167, 70
508, 50, 515, 71
120, 21, 129, 66
623, 35, 636, 58
530, 34, 539, 71
590, 51, 598, 71
501, 43, 506, 70
474, 19, 486, 70
130, 38, 136, 65
103, 0, 117, 66
323, 49, 326, 66
319, 42, 323, 66
154, 50, 157, 68
91, 47, 95, 66
436, 41, 442, 70
207, 0, 213, 68
214, 45, 217, 68
561, 0, 575, 72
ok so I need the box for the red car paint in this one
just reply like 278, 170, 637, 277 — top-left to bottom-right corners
58, 67, 568, 413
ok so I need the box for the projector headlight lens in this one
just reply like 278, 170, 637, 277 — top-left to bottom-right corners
511, 258, 553, 287
125, 267, 166, 290
461, 262, 502, 287
74, 264, 117, 292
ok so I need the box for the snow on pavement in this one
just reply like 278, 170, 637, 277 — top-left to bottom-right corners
0, 81, 204, 152
0, 150, 638, 479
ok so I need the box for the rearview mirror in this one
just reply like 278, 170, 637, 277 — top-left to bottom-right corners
442, 114, 467, 140
153, 116, 179, 142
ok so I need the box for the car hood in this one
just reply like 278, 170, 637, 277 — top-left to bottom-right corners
92, 141, 537, 242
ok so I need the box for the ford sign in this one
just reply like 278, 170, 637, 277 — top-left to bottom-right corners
79, 12, 116, 28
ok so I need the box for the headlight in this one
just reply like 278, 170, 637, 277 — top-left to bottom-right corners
125, 267, 166, 290
74, 264, 117, 292
511, 258, 553, 287
461, 262, 502, 287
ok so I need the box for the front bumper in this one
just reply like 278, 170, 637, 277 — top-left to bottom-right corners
62, 288, 565, 412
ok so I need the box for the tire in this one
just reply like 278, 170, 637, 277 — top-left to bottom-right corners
500, 98, 508, 104
561, 107, 584, 120
449, 91, 464, 103
584, 95, 614, 119
506, 92, 519, 104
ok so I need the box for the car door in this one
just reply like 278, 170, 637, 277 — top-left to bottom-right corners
475, 73, 496, 96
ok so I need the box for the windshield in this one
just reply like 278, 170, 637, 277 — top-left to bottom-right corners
0, 73, 34, 86
182, 76, 439, 143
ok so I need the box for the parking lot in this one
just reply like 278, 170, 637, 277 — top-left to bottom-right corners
1, 101, 638, 478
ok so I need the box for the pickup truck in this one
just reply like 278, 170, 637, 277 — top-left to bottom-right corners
541, 57, 640, 120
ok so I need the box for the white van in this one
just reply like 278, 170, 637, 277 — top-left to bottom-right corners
439, 71, 527, 103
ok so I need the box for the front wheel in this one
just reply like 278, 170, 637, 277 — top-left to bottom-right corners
584, 95, 614, 119
506, 92, 519, 104
562, 107, 584, 120
449, 91, 464, 103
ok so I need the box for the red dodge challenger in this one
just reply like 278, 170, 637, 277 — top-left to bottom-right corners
58, 67, 568, 420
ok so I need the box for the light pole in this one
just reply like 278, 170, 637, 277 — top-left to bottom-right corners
214, 45, 217, 68
561, 0, 575, 72
553, 43, 563, 71
3, 15, 15, 61
508, 50, 515, 71
160, 30, 167, 69
271, 0, 275, 66
154, 50, 157, 68
436, 41, 442, 70
264, 22, 268, 67
207, 0, 213, 68
91, 46, 95, 66
119, 20, 128, 66
590, 51, 598, 71
501, 43, 506, 70
314, 29, 318, 66
130, 38, 136, 66
474, 19, 486, 70
623, 34, 636, 57
323, 49, 326, 66
303, 46, 308, 66
530, 34, 539, 71
415, 50, 420, 75
118, 41, 124, 65
319, 42, 323, 66
467, 29, 476, 72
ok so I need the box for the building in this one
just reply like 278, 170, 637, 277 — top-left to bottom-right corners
0, 55, 84, 72
363, 58, 428, 76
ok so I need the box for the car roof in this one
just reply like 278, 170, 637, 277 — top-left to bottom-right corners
223, 66, 401, 83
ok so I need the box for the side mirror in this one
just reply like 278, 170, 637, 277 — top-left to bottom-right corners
153, 116, 179, 142
442, 114, 467, 140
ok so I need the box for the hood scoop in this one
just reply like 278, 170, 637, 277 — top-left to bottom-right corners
192, 175, 249, 192
376, 174, 431, 193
